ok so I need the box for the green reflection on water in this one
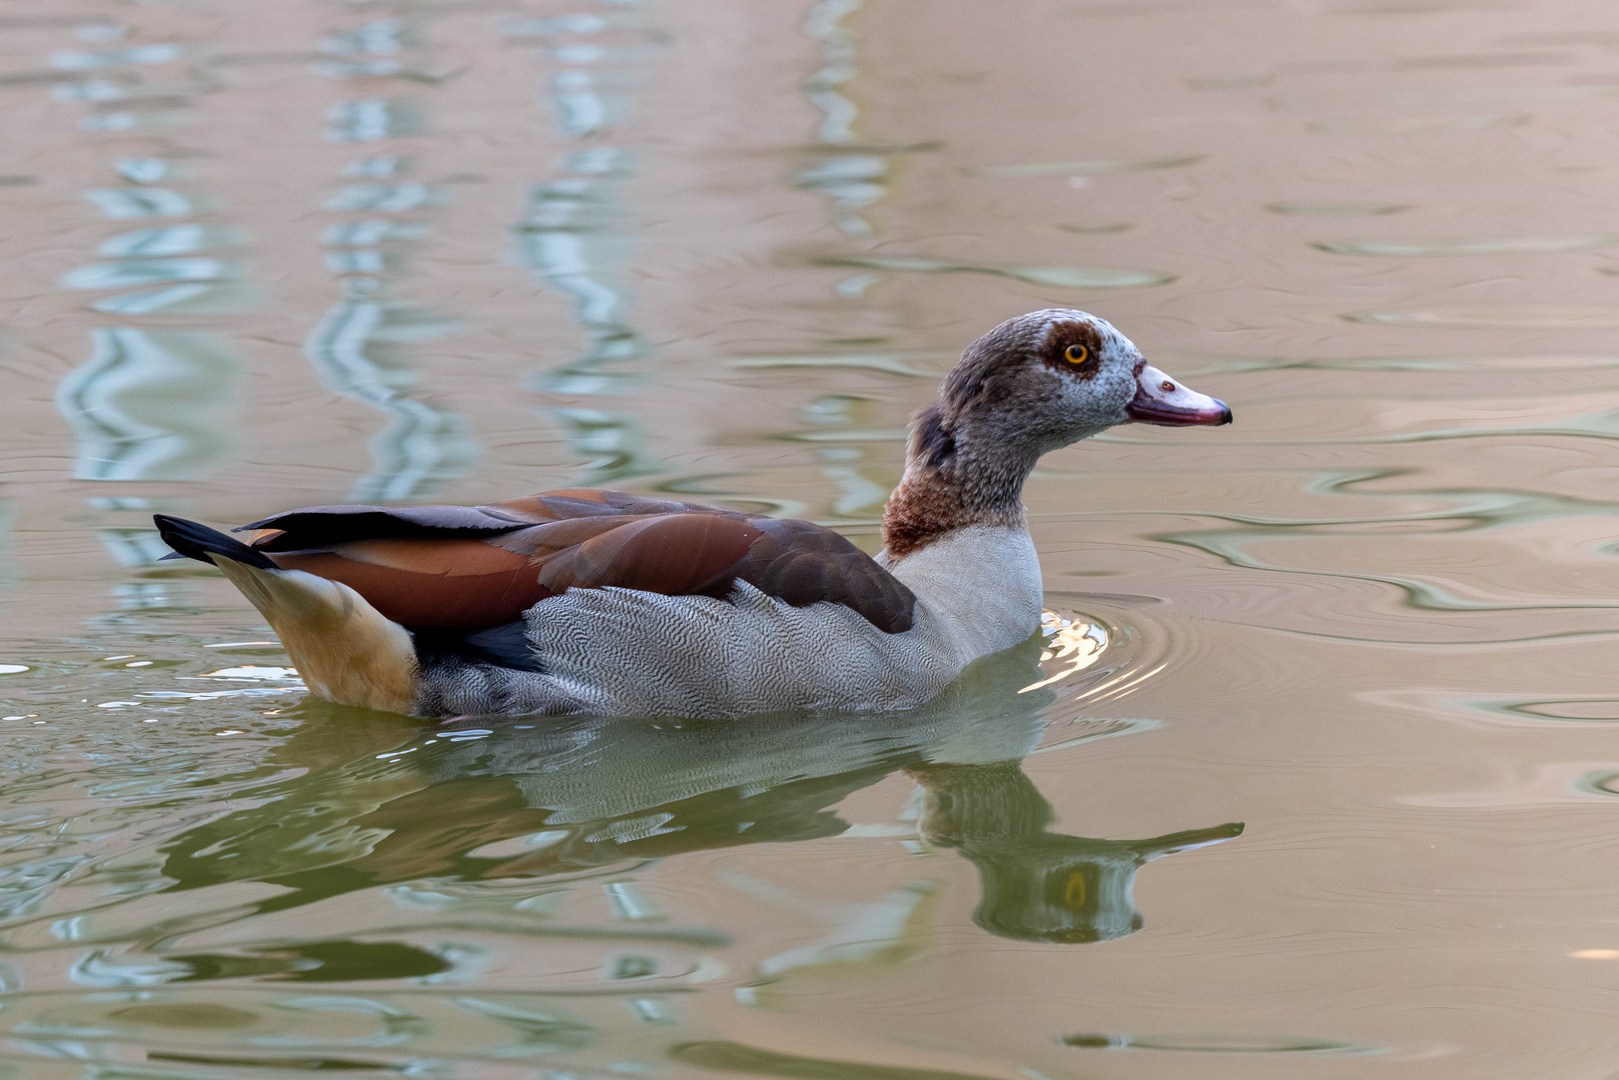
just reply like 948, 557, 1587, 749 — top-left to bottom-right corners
1060, 1030, 1376, 1053
151, 638, 1236, 952
670, 1040, 1011, 1080
0, 627, 1245, 1074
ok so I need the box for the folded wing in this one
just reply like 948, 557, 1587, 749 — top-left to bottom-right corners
235, 489, 916, 636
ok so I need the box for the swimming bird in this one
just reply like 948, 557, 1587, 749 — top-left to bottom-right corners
154, 308, 1231, 718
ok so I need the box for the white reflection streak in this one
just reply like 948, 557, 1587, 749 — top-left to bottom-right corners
802, 0, 862, 145
50, 25, 254, 507
1072, 662, 1168, 705
55, 328, 241, 482
782, 0, 914, 519
303, 301, 475, 503
508, 7, 659, 481
795, 0, 890, 239
721, 869, 936, 978
309, 12, 476, 502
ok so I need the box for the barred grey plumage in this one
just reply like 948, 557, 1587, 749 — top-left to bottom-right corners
416, 526, 1045, 719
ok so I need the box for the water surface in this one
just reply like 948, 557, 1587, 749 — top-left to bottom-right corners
2, 1, 1619, 1078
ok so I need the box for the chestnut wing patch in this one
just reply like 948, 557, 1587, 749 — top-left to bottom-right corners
269, 541, 553, 628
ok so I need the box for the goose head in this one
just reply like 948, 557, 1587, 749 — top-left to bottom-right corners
883, 309, 1231, 557
928, 307, 1230, 462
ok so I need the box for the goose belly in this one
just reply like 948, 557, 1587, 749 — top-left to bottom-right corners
416, 581, 966, 719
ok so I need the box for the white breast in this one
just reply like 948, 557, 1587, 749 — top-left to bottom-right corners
882, 525, 1045, 667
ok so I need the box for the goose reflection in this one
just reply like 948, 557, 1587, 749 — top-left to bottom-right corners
907, 760, 1240, 943
160, 636, 1240, 951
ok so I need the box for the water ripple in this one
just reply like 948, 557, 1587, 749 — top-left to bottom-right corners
1318, 235, 1619, 256
1346, 305, 1619, 328
811, 255, 1174, 288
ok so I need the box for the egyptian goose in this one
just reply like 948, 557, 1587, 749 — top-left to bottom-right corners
154, 309, 1230, 718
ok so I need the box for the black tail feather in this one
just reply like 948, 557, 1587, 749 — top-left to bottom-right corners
153, 515, 279, 570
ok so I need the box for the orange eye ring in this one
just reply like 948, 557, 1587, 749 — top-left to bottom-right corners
1064, 344, 1090, 364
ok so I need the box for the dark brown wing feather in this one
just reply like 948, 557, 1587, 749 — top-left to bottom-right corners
238, 489, 915, 634
736, 519, 915, 633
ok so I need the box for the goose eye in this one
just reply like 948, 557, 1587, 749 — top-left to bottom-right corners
1064, 343, 1090, 365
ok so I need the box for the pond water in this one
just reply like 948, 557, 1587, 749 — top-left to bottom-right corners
2, 0, 1619, 1076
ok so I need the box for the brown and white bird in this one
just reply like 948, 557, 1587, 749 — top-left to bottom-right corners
155, 309, 1230, 718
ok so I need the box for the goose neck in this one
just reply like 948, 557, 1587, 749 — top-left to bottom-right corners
881, 412, 1039, 558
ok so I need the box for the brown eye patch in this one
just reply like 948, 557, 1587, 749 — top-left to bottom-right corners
1039, 320, 1105, 380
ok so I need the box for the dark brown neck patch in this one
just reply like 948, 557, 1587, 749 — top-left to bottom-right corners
881, 464, 1026, 559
